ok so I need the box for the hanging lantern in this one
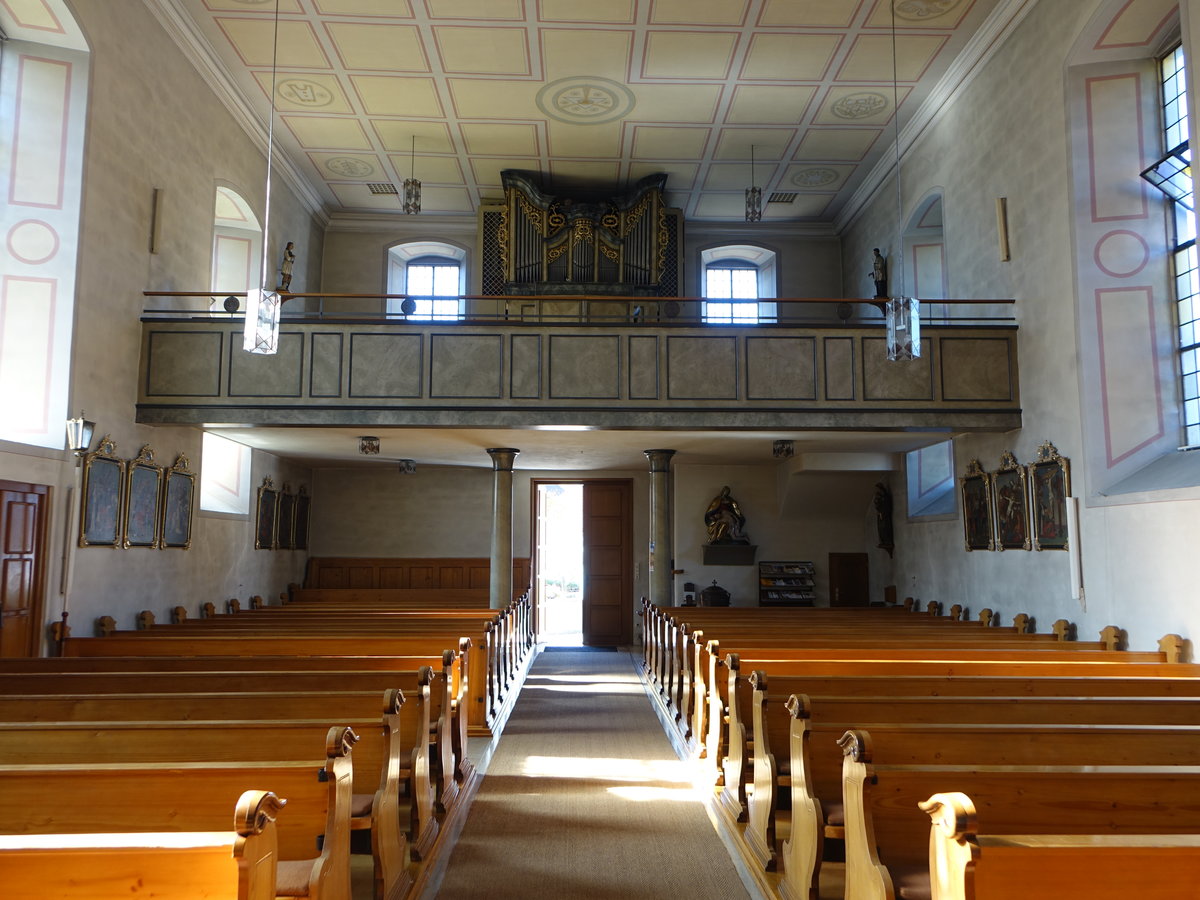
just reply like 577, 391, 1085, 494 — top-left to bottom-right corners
745, 144, 762, 222
403, 135, 421, 214
885, 297, 921, 361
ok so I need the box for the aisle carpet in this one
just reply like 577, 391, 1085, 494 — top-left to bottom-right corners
433, 648, 751, 899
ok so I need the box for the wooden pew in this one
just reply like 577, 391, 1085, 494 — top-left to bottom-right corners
0, 789, 285, 900
0, 688, 426, 900
703, 646, 1200, 812
0, 676, 451, 859
0, 726, 358, 900
921, 791, 1200, 900
762, 689, 1200, 899
839, 729, 1200, 900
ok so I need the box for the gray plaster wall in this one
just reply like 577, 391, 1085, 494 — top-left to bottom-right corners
319, 216, 843, 312
841, 0, 1200, 651
311, 463, 650, 636
0, 0, 320, 647
673, 463, 876, 608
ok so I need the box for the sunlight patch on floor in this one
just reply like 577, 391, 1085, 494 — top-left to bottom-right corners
520, 681, 646, 694
520, 755, 694, 784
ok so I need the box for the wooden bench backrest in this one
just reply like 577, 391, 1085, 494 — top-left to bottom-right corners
840, 730, 1200, 900
0, 790, 285, 900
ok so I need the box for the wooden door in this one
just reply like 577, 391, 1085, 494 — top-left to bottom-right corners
828, 552, 870, 607
582, 481, 633, 646
0, 481, 50, 657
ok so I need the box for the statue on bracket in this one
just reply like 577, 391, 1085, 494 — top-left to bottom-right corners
705, 486, 749, 545
874, 482, 894, 558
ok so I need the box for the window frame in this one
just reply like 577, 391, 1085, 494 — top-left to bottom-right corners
699, 245, 778, 325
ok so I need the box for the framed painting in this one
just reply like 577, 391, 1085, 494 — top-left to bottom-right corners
255, 476, 279, 550
294, 486, 310, 551
991, 451, 1031, 551
79, 435, 124, 548
1029, 441, 1071, 551
278, 485, 296, 551
160, 454, 195, 549
959, 459, 994, 552
123, 445, 163, 548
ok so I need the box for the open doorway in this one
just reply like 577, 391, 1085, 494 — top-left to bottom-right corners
535, 482, 583, 646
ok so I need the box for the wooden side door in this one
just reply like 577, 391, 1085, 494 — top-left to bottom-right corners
582, 481, 633, 646
827, 551, 870, 607
0, 481, 50, 657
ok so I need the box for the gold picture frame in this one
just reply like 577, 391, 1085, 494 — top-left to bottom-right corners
991, 450, 1031, 551
160, 454, 195, 550
123, 445, 163, 548
959, 459, 994, 552
255, 476, 279, 550
79, 435, 124, 548
1029, 441, 1072, 551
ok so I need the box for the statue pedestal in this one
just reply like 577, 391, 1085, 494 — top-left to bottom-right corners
702, 544, 757, 566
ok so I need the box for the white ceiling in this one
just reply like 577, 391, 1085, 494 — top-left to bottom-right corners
168, 0, 1008, 224
207, 424, 945, 470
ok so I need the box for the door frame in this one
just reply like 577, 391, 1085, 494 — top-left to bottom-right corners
530, 477, 634, 645
0, 480, 51, 658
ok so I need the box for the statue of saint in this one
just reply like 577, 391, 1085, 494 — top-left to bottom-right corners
279, 241, 295, 292
705, 486, 749, 544
871, 248, 887, 299
874, 482, 894, 558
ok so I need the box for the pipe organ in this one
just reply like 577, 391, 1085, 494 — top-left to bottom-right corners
479, 172, 681, 314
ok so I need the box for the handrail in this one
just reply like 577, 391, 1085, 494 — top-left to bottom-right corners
143, 290, 1015, 305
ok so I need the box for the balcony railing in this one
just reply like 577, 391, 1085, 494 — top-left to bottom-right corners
137, 292, 1020, 433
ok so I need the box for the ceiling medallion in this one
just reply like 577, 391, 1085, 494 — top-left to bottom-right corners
894, 0, 962, 20
536, 76, 636, 125
832, 92, 889, 120
325, 157, 374, 177
792, 168, 838, 188
278, 79, 333, 107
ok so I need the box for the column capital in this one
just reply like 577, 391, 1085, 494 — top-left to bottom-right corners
486, 448, 520, 471
644, 449, 676, 473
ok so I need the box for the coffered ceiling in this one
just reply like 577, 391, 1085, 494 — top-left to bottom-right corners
163, 0, 1013, 225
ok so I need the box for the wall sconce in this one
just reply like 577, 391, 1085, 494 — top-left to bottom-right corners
772, 440, 795, 459
359, 436, 380, 455
65, 413, 96, 456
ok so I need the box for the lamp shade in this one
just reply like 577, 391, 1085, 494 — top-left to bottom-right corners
65, 415, 96, 454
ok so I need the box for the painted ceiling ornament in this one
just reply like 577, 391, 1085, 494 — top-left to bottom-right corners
536, 76, 636, 125
278, 79, 333, 107
792, 168, 838, 188
831, 92, 889, 120
894, 0, 962, 20
325, 157, 374, 177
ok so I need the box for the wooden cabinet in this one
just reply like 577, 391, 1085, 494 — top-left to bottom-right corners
758, 561, 815, 607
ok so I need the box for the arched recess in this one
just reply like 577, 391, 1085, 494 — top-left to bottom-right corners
699, 243, 778, 323
386, 240, 467, 319
0, 2, 89, 448
1066, 0, 1185, 496
902, 191, 948, 321
210, 185, 262, 305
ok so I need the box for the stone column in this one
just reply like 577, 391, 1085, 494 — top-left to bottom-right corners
487, 448, 520, 610
644, 449, 676, 607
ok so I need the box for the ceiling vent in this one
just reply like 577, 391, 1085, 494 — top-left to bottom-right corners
768, 192, 798, 204
367, 183, 398, 195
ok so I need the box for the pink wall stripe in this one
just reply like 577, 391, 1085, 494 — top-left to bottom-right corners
9, 55, 72, 209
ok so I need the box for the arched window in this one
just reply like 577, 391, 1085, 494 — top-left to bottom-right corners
387, 241, 466, 320
700, 245, 777, 324
0, 3, 89, 449
903, 192, 947, 321
211, 186, 262, 307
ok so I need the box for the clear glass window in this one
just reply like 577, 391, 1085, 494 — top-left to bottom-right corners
406, 262, 462, 320
200, 432, 252, 515
704, 266, 760, 324
1161, 45, 1200, 446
